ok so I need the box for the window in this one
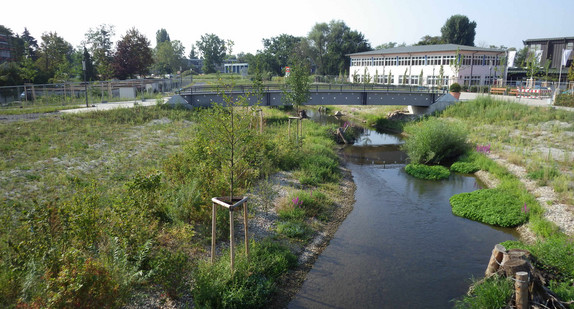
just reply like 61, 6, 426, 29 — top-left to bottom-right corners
383, 74, 394, 84
443, 55, 455, 65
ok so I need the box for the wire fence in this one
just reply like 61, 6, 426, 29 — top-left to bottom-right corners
0, 76, 192, 109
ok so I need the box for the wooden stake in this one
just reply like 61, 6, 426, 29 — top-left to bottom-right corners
211, 202, 216, 264
485, 244, 506, 276
515, 271, 529, 309
243, 202, 249, 262
230, 209, 235, 271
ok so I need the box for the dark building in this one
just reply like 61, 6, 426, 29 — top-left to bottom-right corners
0, 33, 13, 63
523, 37, 574, 69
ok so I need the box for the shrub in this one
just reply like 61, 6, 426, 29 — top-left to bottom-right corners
149, 248, 190, 298
405, 164, 450, 180
193, 240, 296, 308
450, 189, 529, 227
450, 83, 462, 93
555, 94, 574, 107
401, 118, 470, 164
450, 162, 480, 174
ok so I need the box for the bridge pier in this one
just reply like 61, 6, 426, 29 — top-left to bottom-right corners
408, 93, 458, 115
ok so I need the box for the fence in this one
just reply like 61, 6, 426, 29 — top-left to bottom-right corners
0, 76, 192, 108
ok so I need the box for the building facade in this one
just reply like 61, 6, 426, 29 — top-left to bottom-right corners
0, 33, 13, 63
348, 44, 506, 87
523, 37, 574, 69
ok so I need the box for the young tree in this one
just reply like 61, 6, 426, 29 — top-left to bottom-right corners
441, 15, 477, 46
19, 43, 37, 83
84, 24, 115, 80
363, 67, 371, 85
82, 47, 96, 81
568, 64, 574, 82
450, 48, 465, 84
283, 52, 311, 113
113, 28, 153, 79
196, 33, 227, 74
438, 64, 445, 89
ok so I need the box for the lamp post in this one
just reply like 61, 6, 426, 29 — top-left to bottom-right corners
82, 60, 88, 108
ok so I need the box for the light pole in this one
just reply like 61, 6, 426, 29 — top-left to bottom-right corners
82, 60, 88, 108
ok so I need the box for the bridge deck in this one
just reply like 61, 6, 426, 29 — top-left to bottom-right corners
179, 87, 441, 107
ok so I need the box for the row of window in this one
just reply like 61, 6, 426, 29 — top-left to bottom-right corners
351, 54, 503, 67
355, 74, 499, 86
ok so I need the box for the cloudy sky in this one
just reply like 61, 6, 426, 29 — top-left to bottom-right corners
3, 0, 573, 55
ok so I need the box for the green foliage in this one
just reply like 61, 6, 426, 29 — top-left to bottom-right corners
550, 280, 574, 302
196, 33, 227, 74
193, 240, 296, 308
453, 275, 513, 309
402, 118, 470, 164
405, 164, 450, 180
113, 28, 153, 79
283, 54, 311, 112
449, 82, 462, 93
527, 163, 560, 186
450, 162, 479, 174
555, 94, 574, 107
276, 221, 312, 239
450, 189, 529, 227
149, 248, 190, 298
441, 14, 477, 46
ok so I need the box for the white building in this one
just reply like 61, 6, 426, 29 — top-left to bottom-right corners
348, 44, 506, 87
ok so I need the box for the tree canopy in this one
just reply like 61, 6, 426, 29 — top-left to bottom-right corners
112, 28, 153, 79
440, 15, 477, 46
308, 20, 371, 75
154, 40, 186, 74
84, 24, 116, 80
196, 33, 227, 74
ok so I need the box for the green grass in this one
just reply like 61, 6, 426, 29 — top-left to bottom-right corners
450, 188, 529, 227
192, 240, 297, 308
450, 162, 480, 174
0, 101, 345, 307
405, 164, 450, 180
453, 275, 513, 309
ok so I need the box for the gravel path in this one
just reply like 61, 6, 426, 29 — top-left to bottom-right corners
482, 153, 574, 238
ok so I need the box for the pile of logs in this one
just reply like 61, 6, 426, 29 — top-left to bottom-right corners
481, 244, 571, 309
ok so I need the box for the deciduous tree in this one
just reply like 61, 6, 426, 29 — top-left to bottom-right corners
84, 24, 115, 80
196, 33, 226, 74
113, 28, 153, 79
36, 32, 74, 79
154, 40, 186, 74
440, 15, 476, 46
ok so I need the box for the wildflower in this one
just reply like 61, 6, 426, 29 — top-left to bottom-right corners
522, 203, 529, 213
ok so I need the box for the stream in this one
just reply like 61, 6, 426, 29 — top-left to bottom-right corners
288, 112, 518, 308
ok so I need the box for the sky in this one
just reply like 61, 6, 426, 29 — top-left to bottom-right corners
2, 0, 574, 56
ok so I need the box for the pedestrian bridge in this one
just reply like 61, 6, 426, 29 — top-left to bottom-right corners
170, 84, 452, 113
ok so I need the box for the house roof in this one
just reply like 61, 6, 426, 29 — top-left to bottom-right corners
523, 37, 574, 44
347, 44, 506, 57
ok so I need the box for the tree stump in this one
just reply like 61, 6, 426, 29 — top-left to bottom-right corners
485, 244, 506, 276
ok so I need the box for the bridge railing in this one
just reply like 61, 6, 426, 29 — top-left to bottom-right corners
179, 83, 444, 95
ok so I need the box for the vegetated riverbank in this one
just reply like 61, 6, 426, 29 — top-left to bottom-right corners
337, 98, 574, 306
0, 103, 361, 308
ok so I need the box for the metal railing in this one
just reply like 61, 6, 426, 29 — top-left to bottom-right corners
0, 76, 192, 108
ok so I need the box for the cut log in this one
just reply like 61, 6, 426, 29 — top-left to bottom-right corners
485, 244, 506, 276
501, 258, 530, 278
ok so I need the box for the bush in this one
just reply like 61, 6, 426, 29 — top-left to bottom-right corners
450, 189, 529, 227
193, 240, 296, 308
450, 83, 462, 93
405, 164, 450, 180
555, 94, 574, 107
450, 162, 480, 174
276, 221, 312, 239
401, 118, 470, 164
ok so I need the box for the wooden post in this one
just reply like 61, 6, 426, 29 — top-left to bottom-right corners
515, 271, 529, 309
288, 118, 291, 140
485, 244, 506, 276
243, 202, 249, 262
211, 202, 216, 264
259, 110, 263, 134
229, 208, 235, 271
